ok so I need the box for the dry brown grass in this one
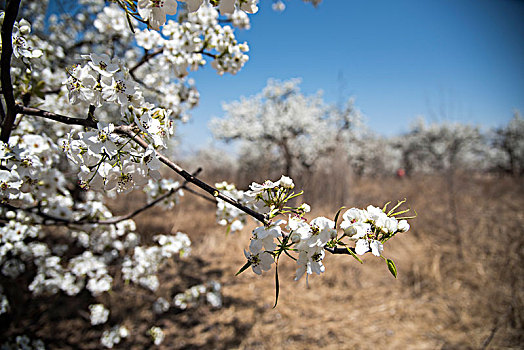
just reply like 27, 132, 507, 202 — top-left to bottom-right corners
2, 174, 523, 349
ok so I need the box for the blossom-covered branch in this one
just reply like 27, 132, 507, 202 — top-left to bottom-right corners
114, 125, 268, 223
0, 167, 201, 226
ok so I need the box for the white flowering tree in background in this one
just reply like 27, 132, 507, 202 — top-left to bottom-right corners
393, 118, 486, 175
211, 78, 361, 178
0, 0, 415, 348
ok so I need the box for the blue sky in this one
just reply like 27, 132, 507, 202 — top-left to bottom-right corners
178, 0, 524, 153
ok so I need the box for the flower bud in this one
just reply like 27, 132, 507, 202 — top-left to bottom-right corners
298, 203, 310, 213
290, 232, 301, 243
398, 220, 410, 232
279, 175, 294, 189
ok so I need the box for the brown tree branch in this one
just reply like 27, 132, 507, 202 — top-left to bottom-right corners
0, 0, 22, 143
17, 105, 98, 128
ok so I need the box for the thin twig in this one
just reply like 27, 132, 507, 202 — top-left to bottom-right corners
183, 186, 217, 204
129, 48, 164, 75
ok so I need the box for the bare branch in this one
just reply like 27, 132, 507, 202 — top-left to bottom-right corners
183, 186, 218, 203
96, 167, 202, 225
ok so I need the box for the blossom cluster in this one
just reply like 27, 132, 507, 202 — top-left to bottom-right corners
148, 326, 165, 346
122, 232, 192, 291
133, 0, 259, 30
62, 55, 176, 194
89, 303, 110, 326
0, 335, 45, 350
134, 3, 250, 78
100, 325, 129, 349
0, 14, 43, 63
215, 181, 248, 233
230, 176, 412, 284
173, 280, 223, 309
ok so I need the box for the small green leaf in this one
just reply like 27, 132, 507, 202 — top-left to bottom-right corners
273, 264, 280, 308
347, 247, 363, 264
235, 261, 251, 276
386, 258, 397, 278
333, 206, 346, 228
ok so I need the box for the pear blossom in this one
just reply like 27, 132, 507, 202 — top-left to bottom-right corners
89, 304, 110, 325
101, 325, 128, 348
135, 29, 164, 50
308, 217, 336, 247
295, 246, 325, 281
180, 0, 204, 12
138, 0, 178, 30
355, 238, 384, 257
148, 326, 165, 345
244, 249, 274, 275
86, 53, 120, 77
249, 219, 285, 252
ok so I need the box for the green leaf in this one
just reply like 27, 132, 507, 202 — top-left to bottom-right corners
347, 247, 363, 264
235, 260, 251, 276
333, 206, 346, 228
273, 264, 280, 308
386, 258, 397, 278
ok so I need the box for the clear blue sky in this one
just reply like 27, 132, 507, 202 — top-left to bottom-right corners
178, 0, 524, 154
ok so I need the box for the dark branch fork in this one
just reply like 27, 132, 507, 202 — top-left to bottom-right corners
0, 0, 22, 142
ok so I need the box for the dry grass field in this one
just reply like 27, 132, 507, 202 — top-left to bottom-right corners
2, 174, 523, 349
